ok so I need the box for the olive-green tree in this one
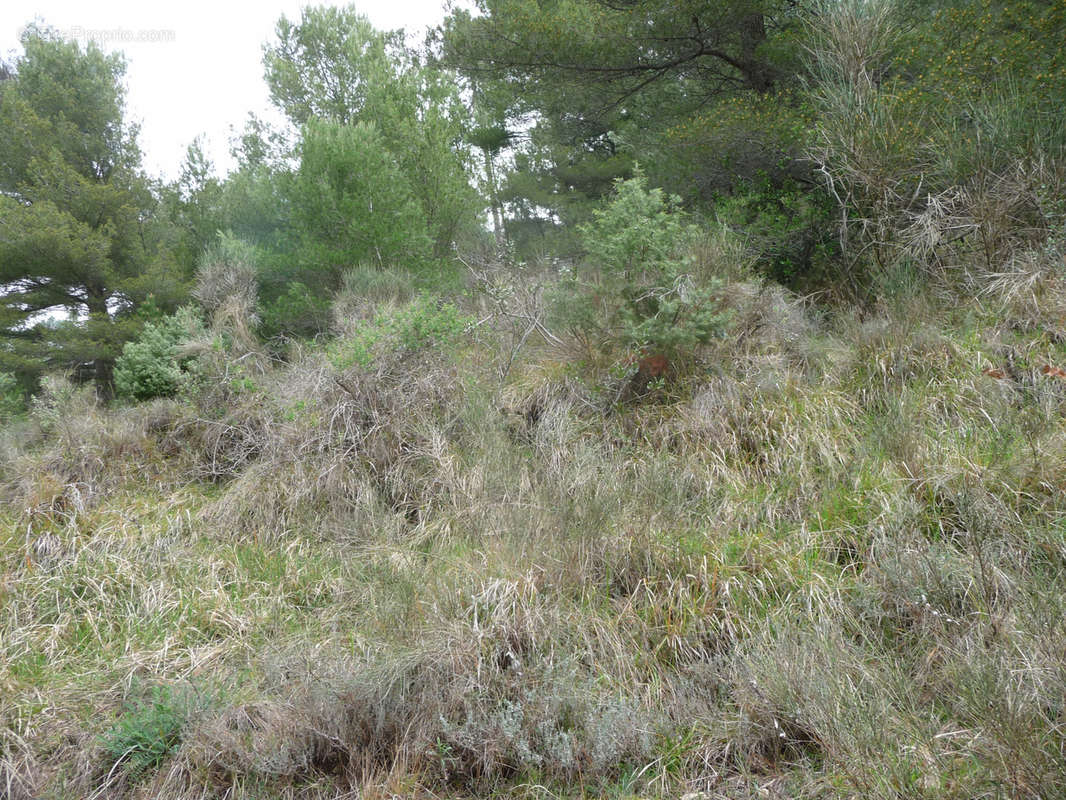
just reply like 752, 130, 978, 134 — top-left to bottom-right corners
551, 171, 727, 361
264, 5, 478, 258
0, 29, 183, 393
287, 118, 432, 287
438, 0, 812, 257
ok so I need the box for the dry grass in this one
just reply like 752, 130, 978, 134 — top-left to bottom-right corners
1, 379, 193, 518
4, 259, 1066, 798
806, 0, 1066, 303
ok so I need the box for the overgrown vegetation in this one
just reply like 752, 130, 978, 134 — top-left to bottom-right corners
2, 1, 1066, 798
100, 684, 200, 782
552, 171, 729, 366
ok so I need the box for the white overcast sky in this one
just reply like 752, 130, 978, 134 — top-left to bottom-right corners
1, 0, 456, 180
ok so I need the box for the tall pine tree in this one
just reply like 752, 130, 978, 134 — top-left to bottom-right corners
0, 28, 181, 394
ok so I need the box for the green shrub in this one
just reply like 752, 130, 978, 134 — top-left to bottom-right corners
0, 371, 24, 421
259, 280, 333, 340
331, 294, 473, 369
648, 89, 813, 201
100, 685, 190, 780
715, 177, 838, 289
114, 307, 204, 401
552, 170, 729, 362
389, 295, 471, 351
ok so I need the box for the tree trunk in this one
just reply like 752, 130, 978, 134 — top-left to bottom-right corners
483, 147, 507, 251
739, 13, 775, 92
85, 290, 115, 400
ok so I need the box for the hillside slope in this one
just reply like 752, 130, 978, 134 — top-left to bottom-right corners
3, 258, 1066, 799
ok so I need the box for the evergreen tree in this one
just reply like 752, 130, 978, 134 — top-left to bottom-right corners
265, 5, 478, 259
0, 29, 182, 393
288, 118, 432, 286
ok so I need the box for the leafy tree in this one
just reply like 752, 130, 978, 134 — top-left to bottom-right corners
0, 29, 183, 393
461, 78, 521, 248
264, 7, 398, 126
439, 0, 812, 256
0, 24, 135, 184
0, 370, 24, 421
216, 115, 293, 256
259, 281, 332, 340
441, 0, 802, 107
264, 5, 478, 258
467, 122, 512, 247
161, 137, 225, 276
501, 113, 635, 255
287, 118, 432, 287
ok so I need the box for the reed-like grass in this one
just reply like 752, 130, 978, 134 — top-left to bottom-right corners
4, 240, 1066, 798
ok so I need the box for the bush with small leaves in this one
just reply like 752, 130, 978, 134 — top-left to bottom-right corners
552, 170, 728, 365
100, 685, 191, 781
0, 371, 23, 422
331, 294, 473, 369
259, 280, 333, 340
114, 307, 204, 401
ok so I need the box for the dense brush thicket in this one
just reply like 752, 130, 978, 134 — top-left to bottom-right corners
4, 206, 1066, 797
3, 0, 1066, 798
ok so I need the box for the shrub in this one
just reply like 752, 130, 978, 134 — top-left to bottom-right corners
114, 307, 204, 401
331, 294, 473, 370
714, 177, 839, 290
100, 685, 191, 780
805, 0, 1066, 291
389, 296, 471, 352
551, 170, 728, 364
647, 89, 814, 202
259, 280, 333, 340
0, 371, 24, 421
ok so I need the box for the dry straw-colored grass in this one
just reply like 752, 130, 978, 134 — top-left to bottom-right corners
4, 255, 1066, 798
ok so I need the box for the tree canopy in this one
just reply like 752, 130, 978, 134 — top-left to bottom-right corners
440, 0, 805, 117
288, 118, 433, 283
265, 6, 479, 259
0, 31, 181, 392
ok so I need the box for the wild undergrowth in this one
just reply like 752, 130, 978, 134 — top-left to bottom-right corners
4, 240, 1066, 799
